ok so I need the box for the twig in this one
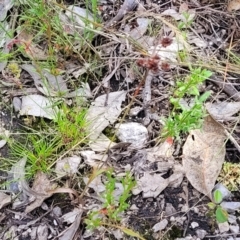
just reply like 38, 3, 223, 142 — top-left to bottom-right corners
209, 75, 240, 101
224, 129, 240, 153
183, 181, 190, 237
105, 0, 139, 27
142, 72, 154, 125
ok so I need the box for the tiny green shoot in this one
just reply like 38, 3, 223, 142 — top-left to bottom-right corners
207, 189, 228, 223
162, 67, 212, 138
85, 170, 136, 235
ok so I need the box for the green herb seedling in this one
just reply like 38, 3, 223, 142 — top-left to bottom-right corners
162, 67, 212, 138
207, 189, 228, 223
85, 170, 138, 237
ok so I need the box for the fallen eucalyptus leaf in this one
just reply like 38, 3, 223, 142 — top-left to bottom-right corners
37, 224, 48, 240
17, 29, 48, 60
80, 150, 108, 167
59, 207, 83, 240
21, 64, 68, 96
89, 133, 116, 152
86, 91, 127, 141
132, 172, 169, 198
62, 208, 83, 224
25, 172, 57, 213
19, 94, 59, 120
0, 192, 11, 209
206, 101, 240, 121
83, 175, 106, 194
182, 115, 226, 199
0, 0, 14, 21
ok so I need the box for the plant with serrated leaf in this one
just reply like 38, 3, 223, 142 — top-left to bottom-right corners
162, 67, 212, 138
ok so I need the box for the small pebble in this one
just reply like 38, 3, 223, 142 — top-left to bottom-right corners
221, 201, 240, 211
152, 219, 168, 232
115, 122, 148, 148
191, 221, 199, 229
229, 225, 239, 234
196, 229, 207, 239
165, 203, 176, 216
228, 214, 237, 224
218, 222, 230, 233
193, 207, 199, 214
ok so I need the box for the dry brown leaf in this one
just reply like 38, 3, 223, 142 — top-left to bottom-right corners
58, 207, 83, 240
182, 115, 226, 199
17, 30, 48, 60
206, 101, 240, 121
227, 0, 240, 11
0, 192, 11, 209
25, 172, 57, 213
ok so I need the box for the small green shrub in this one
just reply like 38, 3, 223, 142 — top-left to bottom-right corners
162, 67, 212, 138
85, 170, 136, 228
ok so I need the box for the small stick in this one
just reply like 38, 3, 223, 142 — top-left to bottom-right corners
105, 0, 138, 27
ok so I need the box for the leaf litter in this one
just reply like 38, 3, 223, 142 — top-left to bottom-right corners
183, 115, 226, 199
1, 0, 240, 239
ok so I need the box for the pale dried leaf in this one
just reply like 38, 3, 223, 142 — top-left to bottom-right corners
188, 34, 207, 48
19, 94, 59, 120
66, 6, 94, 26
21, 64, 68, 96
112, 229, 124, 239
161, 9, 182, 20
83, 175, 106, 194
80, 150, 108, 167
0, 192, 11, 209
65, 82, 92, 99
8, 157, 37, 209
62, 6, 94, 35
206, 101, 240, 121
132, 173, 169, 198
59, 208, 82, 240
25, 172, 57, 213
8, 157, 27, 194
228, 0, 240, 11
89, 133, 116, 152
0, 140, 7, 148
182, 116, 226, 199
146, 139, 174, 162
0, 21, 9, 48
124, 18, 150, 40
37, 224, 48, 240
0, 23, 10, 72
62, 208, 83, 224
55, 156, 81, 178
0, 0, 14, 21
86, 91, 127, 141
168, 164, 184, 188
179, 2, 189, 13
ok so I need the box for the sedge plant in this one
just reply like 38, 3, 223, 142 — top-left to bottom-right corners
8, 104, 88, 177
